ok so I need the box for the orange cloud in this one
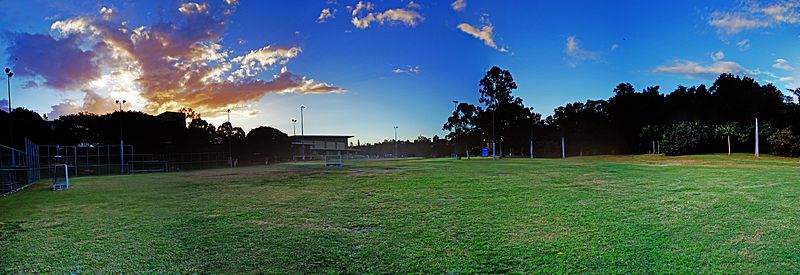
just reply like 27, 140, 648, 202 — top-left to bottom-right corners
8, 2, 343, 118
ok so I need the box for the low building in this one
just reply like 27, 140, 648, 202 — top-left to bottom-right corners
289, 135, 354, 160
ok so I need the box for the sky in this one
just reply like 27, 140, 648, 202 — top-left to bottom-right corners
0, 0, 799, 143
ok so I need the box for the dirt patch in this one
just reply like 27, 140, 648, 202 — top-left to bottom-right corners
727, 229, 764, 245
735, 190, 757, 202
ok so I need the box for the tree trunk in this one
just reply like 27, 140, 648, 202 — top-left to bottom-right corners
727, 135, 731, 156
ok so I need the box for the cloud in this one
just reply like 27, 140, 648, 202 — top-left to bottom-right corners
451, 0, 466, 11
651, 60, 749, 76
178, 2, 209, 15
564, 35, 599, 67
350, 1, 423, 29
773, 58, 795, 71
8, 33, 100, 89
457, 22, 506, 52
610, 44, 619, 51
317, 8, 335, 23
407, 1, 421, 9
9, 2, 343, 118
708, 14, 768, 34
0, 99, 7, 112
230, 46, 302, 78
709, 1, 800, 34
736, 39, 751, 50
22, 81, 39, 89
99, 6, 114, 20
393, 65, 420, 75
711, 50, 725, 62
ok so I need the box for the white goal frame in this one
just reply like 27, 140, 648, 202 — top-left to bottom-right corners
52, 164, 69, 191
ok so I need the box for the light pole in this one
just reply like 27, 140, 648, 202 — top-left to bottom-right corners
394, 126, 398, 158
491, 98, 497, 160
300, 105, 305, 160
5, 68, 13, 165
452, 100, 459, 159
227, 109, 232, 168
115, 99, 126, 174
291, 119, 297, 136
530, 121, 534, 159
755, 117, 760, 157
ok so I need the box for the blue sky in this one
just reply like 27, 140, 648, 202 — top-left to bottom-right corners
0, 0, 798, 143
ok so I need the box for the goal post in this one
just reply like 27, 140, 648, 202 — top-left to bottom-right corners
325, 155, 344, 166
52, 164, 69, 191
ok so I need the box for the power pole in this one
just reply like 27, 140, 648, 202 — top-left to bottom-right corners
561, 136, 566, 160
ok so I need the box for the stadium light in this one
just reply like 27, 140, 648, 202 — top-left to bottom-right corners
115, 99, 127, 174
5, 67, 13, 165
300, 105, 305, 160
291, 119, 297, 136
394, 126, 398, 158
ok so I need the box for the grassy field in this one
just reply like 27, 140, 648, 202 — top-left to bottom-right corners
2, 154, 800, 273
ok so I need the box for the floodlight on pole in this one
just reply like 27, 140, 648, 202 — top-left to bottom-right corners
5, 67, 13, 165
115, 99, 126, 174
300, 105, 305, 160
394, 126, 399, 158
291, 119, 297, 136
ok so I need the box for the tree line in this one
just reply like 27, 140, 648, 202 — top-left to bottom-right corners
359, 67, 800, 158
0, 108, 291, 162
4, 66, 799, 159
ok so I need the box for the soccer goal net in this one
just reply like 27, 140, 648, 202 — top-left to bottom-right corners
52, 164, 69, 191
325, 155, 344, 166
127, 160, 168, 174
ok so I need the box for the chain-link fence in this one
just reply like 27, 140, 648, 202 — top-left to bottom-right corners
1, 139, 41, 196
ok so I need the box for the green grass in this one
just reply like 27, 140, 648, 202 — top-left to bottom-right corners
3, 154, 800, 273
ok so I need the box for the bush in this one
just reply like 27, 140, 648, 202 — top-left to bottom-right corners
661, 122, 711, 156
767, 128, 800, 157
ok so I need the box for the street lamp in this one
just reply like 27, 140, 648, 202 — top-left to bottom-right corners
291, 119, 297, 136
300, 105, 306, 160
394, 126, 398, 158
115, 99, 126, 174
